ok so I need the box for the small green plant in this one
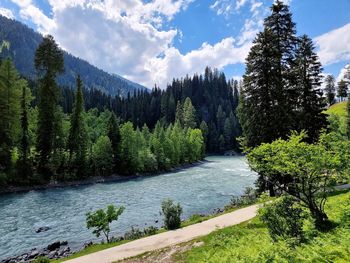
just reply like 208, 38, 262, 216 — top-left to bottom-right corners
86, 204, 125, 243
161, 199, 183, 230
259, 195, 305, 245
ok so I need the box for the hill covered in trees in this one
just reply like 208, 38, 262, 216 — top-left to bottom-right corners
54, 68, 241, 153
0, 15, 147, 96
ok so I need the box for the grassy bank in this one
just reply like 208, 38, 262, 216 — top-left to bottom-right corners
52, 205, 242, 262
175, 190, 350, 263
325, 101, 347, 117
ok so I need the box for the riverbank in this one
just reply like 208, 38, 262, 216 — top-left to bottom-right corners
62, 204, 259, 263
0, 160, 207, 195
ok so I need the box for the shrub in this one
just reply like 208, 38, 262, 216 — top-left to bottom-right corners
86, 204, 125, 243
259, 195, 305, 245
225, 187, 258, 210
124, 226, 143, 240
123, 226, 158, 240
161, 199, 183, 230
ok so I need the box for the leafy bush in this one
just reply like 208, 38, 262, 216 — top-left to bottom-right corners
161, 199, 183, 230
86, 204, 125, 243
123, 226, 158, 240
259, 195, 305, 244
123, 226, 143, 240
143, 226, 158, 236
225, 187, 258, 210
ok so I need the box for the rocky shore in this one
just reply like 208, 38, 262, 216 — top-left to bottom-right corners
0, 161, 206, 195
1, 204, 227, 263
1, 241, 72, 263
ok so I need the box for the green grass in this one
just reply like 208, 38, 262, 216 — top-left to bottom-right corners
176, 190, 350, 263
325, 101, 347, 117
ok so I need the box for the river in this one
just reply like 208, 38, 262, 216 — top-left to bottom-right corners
0, 156, 257, 259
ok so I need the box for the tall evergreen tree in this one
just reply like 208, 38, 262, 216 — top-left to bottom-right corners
238, 28, 279, 147
337, 79, 348, 101
294, 35, 326, 142
107, 112, 120, 172
324, 75, 336, 106
182, 97, 196, 129
0, 58, 22, 173
35, 35, 64, 176
67, 75, 87, 177
17, 84, 32, 182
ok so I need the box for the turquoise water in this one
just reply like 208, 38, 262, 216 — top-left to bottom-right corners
0, 156, 257, 259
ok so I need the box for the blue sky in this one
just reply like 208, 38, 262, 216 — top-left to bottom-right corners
0, 0, 349, 88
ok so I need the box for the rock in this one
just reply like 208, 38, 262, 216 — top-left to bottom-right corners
47, 241, 61, 251
83, 241, 93, 249
48, 250, 57, 259
28, 249, 39, 259
60, 240, 68, 246
36, 226, 51, 233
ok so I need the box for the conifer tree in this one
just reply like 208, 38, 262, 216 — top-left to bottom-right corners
17, 84, 32, 183
324, 75, 336, 106
182, 97, 196, 129
35, 35, 64, 176
107, 112, 120, 172
67, 75, 87, 177
0, 58, 22, 173
337, 79, 348, 101
294, 35, 326, 142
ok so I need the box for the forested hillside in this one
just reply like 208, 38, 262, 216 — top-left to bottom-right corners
0, 15, 147, 96
51, 68, 241, 153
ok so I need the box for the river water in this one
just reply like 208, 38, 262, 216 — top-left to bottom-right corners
0, 156, 257, 259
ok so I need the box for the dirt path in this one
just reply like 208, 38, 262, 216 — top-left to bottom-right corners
65, 204, 259, 263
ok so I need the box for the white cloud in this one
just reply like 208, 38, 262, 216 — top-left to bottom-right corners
336, 64, 350, 82
10, 0, 55, 32
7, 0, 258, 89
315, 23, 350, 66
0, 7, 14, 19
145, 38, 252, 88
235, 0, 249, 11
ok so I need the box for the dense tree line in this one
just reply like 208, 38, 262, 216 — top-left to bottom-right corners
47, 68, 241, 153
0, 37, 204, 187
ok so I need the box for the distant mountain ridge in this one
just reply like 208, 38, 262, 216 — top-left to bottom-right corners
0, 15, 148, 96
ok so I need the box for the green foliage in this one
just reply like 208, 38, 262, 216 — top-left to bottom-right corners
248, 131, 349, 229
0, 58, 23, 175
123, 226, 158, 241
86, 204, 125, 243
225, 187, 258, 209
259, 195, 305, 244
92, 136, 113, 176
67, 75, 87, 178
182, 97, 197, 129
35, 35, 64, 177
324, 75, 336, 106
107, 112, 120, 172
337, 79, 348, 101
238, 1, 326, 150
180, 191, 350, 263
161, 199, 183, 230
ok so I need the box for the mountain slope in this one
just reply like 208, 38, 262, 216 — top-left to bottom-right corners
0, 15, 148, 96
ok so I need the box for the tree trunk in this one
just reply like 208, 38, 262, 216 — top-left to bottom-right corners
309, 204, 331, 230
